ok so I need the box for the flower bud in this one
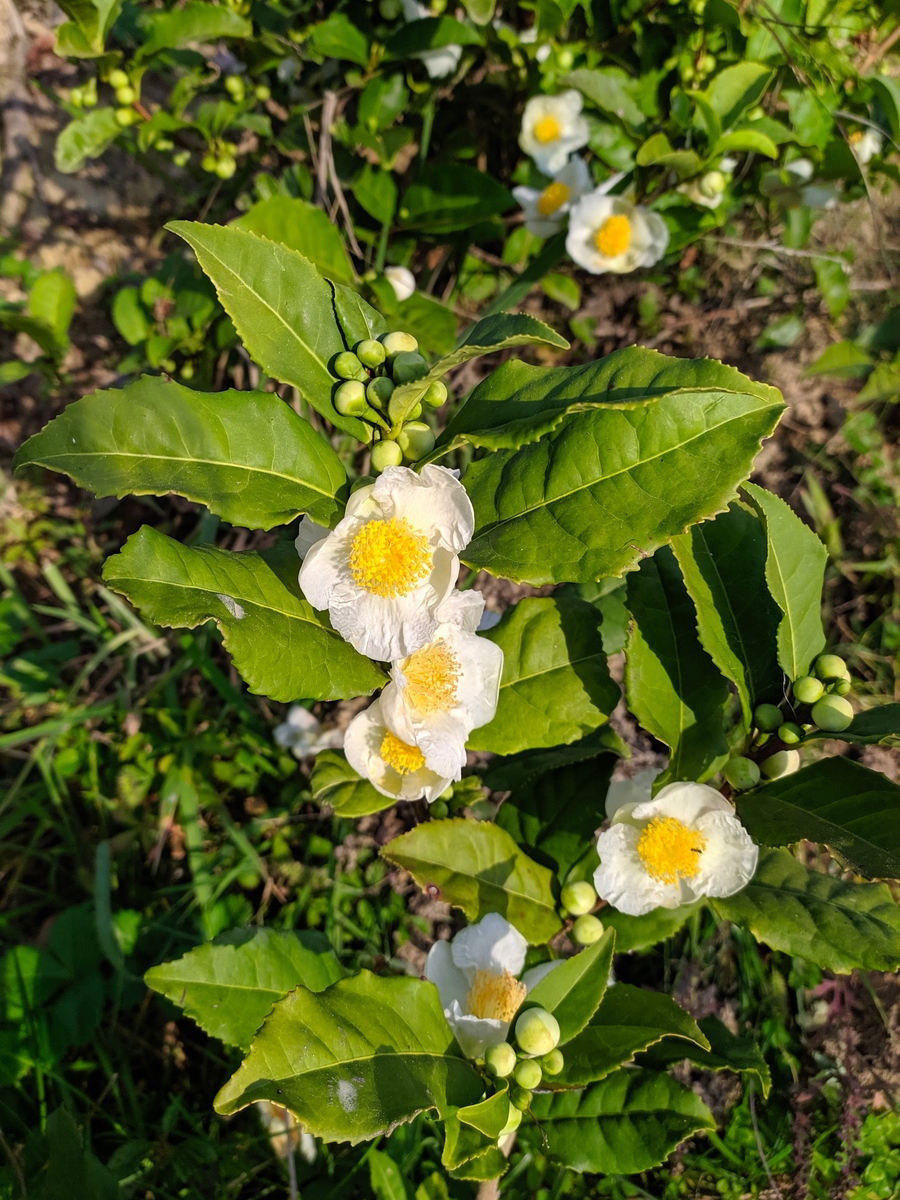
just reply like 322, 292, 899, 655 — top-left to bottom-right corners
509, 1085, 532, 1112
391, 351, 428, 384
814, 654, 850, 682
541, 1048, 564, 1075
371, 440, 403, 472
761, 749, 801, 779
115, 107, 137, 127
514, 1059, 542, 1090
397, 422, 435, 462
215, 157, 237, 179
334, 381, 368, 416
778, 722, 802, 745
202, 153, 218, 172
422, 380, 448, 408
699, 170, 726, 198
571, 914, 604, 945
811, 694, 854, 732
792, 675, 824, 705
255, 84, 271, 102
109, 68, 130, 89
115, 85, 136, 106
225, 75, 245, 100
515, 1007, 560, 1056
499, 1102, 522, 1137
334, 351, 365, 381
754, 703, 782, 732
429, 799, 448, 819
356, 338, 386, 368
173, 150, 190, 167
366, 375, 394, 409
380, 330, 418, 358
560, 881, 596, 916
722, 756, 760, 790
829, 678, 852, 696
484, 1042, 516, 1078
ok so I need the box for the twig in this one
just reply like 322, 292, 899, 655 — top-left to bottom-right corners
706, 235, 851, 266
0, 1124, 26, 1199
0, 0, 35, 233
285, 1111, 299, 1200
858, 21, 900, 73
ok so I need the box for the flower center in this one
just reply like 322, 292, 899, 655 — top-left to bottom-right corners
402, 640, 460, 715
849, 130, 863, 144
637, 816, 707, 884
594, 214, 632, 258
466, 969, 527, 1022
537, 181, 571, 217
349, 517, 431, 599
533, 115, 562, 144
380, 730, 426, 775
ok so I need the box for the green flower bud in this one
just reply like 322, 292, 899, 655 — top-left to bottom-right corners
380, 330, 418, 358
173, 150, 190, 167
356, 338, 386, 368
557, 47, 575, 70
224, 75, 245, 100
541, 1048, 565, 1075
811, 694, 854, 732
397, 422, 435, 462
156, 136, 174, 152
754, 703, 783, 732
254, 84, 271, 102
215, 157, 237, 179
484, 1041, 516, 1078
115, 107, 137, 127
515, 1007, 560, 1057
829, 678, 852, 696
70, 87, 84, 107
429, 799, 449, 819
699, 169, 726, 198
371, 440, 403, 472
379, 0, 401, 16
115, 85, 136, 106
571, 914, 605, 945
366, 375, 394, 409
560, 880, 596, 916
408, 401, 423, 420
792, 675, 824, 705
761, 749, 801, 779
722, 756, 761, 790
334, 380, 368, 416
391, 350, 428, 384
499, 1102, 522, 1137
814, 654, 850, 682
514, 1059, 542, 1090
422, 379, 448, 408
109, 68, 130, 89
202, 153, 218, 172
778, 722, 802, 745
509, 1085, 532, 1112
333, 351, 365, 380
159, 357, 176, 373
179, 361, 195, 381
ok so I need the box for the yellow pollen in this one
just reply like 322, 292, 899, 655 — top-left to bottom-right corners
849, 130, 863, 144
466, 970, 526, 1022
637, 816, 707, 884
533, 115, 562, 144
537, 181, 571, 217
402, 640, 460, 715
594, 214, 632, 258
380, 731, 426, 775
349, 517, 431, 599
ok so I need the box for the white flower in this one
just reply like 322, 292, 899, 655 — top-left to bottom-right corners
512, 157, 592, 237
344, 695, 452, 803
384, 265, 417, 302
255, 1101, 317, 1163
849, 128, 882, 164
274, 705, 343, 759
594, 780, 758, 917
566, 191, 669, 275
605, 767, 661, 820
783, 158, 839, 209
519, 90, 589, 176
298, 465, 475, 663
400, 0, 462, 78
424, 914, 560, 1058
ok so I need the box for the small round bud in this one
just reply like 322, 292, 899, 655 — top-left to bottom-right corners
571, 914, 605, 945
115, 85, 136, 106
173, 150, 190, 167
509, 1085, 532, 1112
830, 678, 852, 696
422, 380, 448, 408
408, 401, 423, 420
699, 169, 726, 198
109, 68, 130, 89
115, 107, 137, 127
159, 357, 176, 373
397, 422, 435, 462
202, 153, 218, 172
356, 338, 386, 368
215, 157, 237, 179
371, 440, 403, 472
484, 1042, 516, 1078
515, 1007, 560, 1057
334, 380, 368, 416
814, 654, 850, 682
778, 722, 802, 745
541, 1048, 564, 1075
224, 75, 245, 100
379, 0, 401, 16
380, 330, 418, 358
499, 1102, 522, 1137
366, 375, 394, 409
754, 703, 783, 732
722, 756, 761, 790
811, 694, 854, 732
560, 881, 596, 917
792, 675, 824, 705
333, 351, 365, 380
179, 361, 195, 381
70, 87, 83, 107
761, 749, 801, 780
557, 47, 575, 70
254, 84, 271, 102
514, 1059, 542, 1090
391, 351, 429, 384
156, 136, 174, 152
429, 799, 448, 819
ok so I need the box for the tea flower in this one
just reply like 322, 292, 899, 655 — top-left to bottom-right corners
677, 157, 737, 210
512, 157, 592, 237
594, 780, 758, 916
345, 696, 452, 803
424, 913, 560, 1058
519, 90, 589, 176
274, 706, 342, 759
849, 128, 882, 164
298, 465, 475, 663
384, 265, 417, 302
567, 192, 669, 275
400, 0, 462, 78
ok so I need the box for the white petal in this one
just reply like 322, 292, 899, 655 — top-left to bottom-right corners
386, 463, 475, 553
691, 809, 759, 899
521, 959, 563, 992
384, 265, 417, 302
631, 781, 731, 827
606, 768, 658, 819
594, 824, 686, 916
445, 1002, 509, 1059
295, 517, 329, 560
451, 913, 528, 977
344, 698, 452, 802
435, 589, 484, 632
418, 44, 462, 78
424, 940, 470, 1012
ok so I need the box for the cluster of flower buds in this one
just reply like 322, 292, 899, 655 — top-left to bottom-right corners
484, 1006, 563, 1111
558, 880, 604, 946
330, 331, 447, 471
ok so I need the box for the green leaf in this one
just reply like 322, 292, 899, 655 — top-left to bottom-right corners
805, 341, 873, 378
32, 1108, 122, 1200
712, 848, 900, 973
701, 64, 772, 129
381, 818, 562, 944
484, 726, 625, 793
553, 984, 709, 1087
625, 546, 730, 783
638, 1014, 771, 1098
524, 929, 616, 1044
742, 483, 827, 680
138, 1, 251, 59
111, 286, 151, 346
460, 0, 495, 24
102, 527, 386, 702
56, 0, 122, 53
672, 502, 783, 726
601, 902, 703, 953
0, 361, 33, 386
786, 89, 833, 149
442, 1089, 509, 1173
635, 133, 702, 178
736, 757, 900, 880
802, 702, 900, 746
358, 74, 408, 134
564, 68, 646, 128
369, 1149, 408, 1200
467, 597, 619, 755
310, 750, 392, 817
13, 377, 349, 530
385, 16, 482, 61
233, 197, 355, 284
530, 1068, 715, 1173
332, 282, 389, 346
55, 108, 120, 174
166, 222, 366, 440
354, 164, 398, 227
214, 971, 484, 1140
715, 128, 778, 157
460, 379, 785, 585
813, 257, 849, 320
144, 928, 342, 1051
29, 272, 77, 343
857, 361, 900, 403
308, 12, 369, 66
398, 164, 512, 233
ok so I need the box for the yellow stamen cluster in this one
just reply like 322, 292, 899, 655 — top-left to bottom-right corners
380, 730, 426, 775
594, 214, 632, 258
402, 641, 460, 715
533, 115, 562, 144
849, 130, 863, 144
466, 969, 526, 1022
637, 816, 707, 884
537, 181, 571, 217
349, 517, 431, 599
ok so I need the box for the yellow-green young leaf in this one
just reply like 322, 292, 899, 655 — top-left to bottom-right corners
369, 1149, 408, 1200
638, 1014, 772, 1099
625, 546, 730, 784
29, 272, 77, 344
736, 757, 900, 880
13, 378, 349, 531
523, 929, 616, 1044
55, 108, 121, 173
467, 597, 619, 755
214, 971, 484, 1142
232, 197, 355, 284
144, 929, 342, 1051
600, 902, 703, 954
442, 1089, 510, 1174
166, 222, 367, 439
701, 63, 772, 128
742, 483, 826, 681
57, 0, 122, 52
102, 528, 386, 701
310, 750, 392, 818
712, 848, 900, 973
530, 1068, 715, 1174
138, 1, 252, 59
382, 818, 562, 944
